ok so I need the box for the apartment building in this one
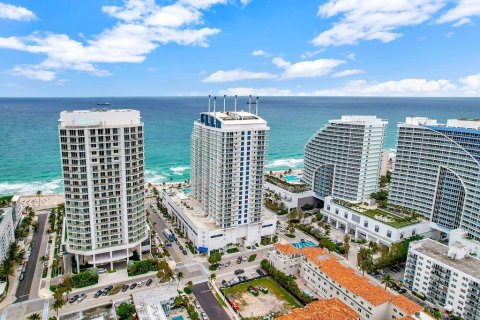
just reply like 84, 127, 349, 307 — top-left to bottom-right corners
404, 239, 480, 320
0, 208, 14, 264
59, 109, 149, 271
268, 243, 430, 320
390, 117, 480, 240
303, 116, 387, 202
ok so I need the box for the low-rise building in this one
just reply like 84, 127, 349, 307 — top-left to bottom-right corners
276, 298, 360, 320
268, 243, 430, 320
267, 243, 302, 275
322, 197, 435, 245
133, 285, 177, 320
404, 238, 480, 320
264, 179, 316, 211
0, 208, 15, 263
162, 188, 276, 253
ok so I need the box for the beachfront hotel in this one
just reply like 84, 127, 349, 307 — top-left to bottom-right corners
162, 99, 276, 253
268, 243, 432, 320
404, 238, 480, 320
59, 109, 149, 271
389, 117, 480, 241
302, 115, 387, 202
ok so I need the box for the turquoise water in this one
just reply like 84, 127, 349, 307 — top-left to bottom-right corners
183, 187, 192, 193
284, 175, 300, 182
1, 97, 480, 195
172, 316, 185, 320
292, 241, 318, 248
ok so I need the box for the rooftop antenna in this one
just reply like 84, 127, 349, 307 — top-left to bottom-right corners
223, 94, 226, 113
213, 96, 216, 114
249, 95, 252, 113
208, 95, 211, 113
234, 95, 237, 112
256, 96, 259, 115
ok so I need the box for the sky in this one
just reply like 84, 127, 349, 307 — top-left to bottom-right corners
0, 0, 479, 97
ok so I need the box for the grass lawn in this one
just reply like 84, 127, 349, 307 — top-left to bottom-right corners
215, 292, 227, 307
362, 209, 418, 228
224, 277, 302, 309
285, 234, 296, 238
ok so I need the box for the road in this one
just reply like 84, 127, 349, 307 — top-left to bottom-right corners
15, 213, 47, 303
192, 282, 230, 320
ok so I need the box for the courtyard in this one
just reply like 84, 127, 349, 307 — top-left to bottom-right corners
223, 277, 302, 319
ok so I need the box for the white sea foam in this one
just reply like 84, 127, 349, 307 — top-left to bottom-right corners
170, 166, 190, 175
266, 158, 304, 168
145, 169, 167, 184
0, 179, 63, 195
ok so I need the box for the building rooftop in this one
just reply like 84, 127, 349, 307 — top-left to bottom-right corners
276, 298, 359, 320
133, 285, 177, 320
198, 111, 267, 126
330, 115, 387, 126
59, 109, 141, 127
274, 243, 301, 255
403, 117, 480, 131
410, 238, 480, 279
391, 295, 423, 314
166, 189, 273, 231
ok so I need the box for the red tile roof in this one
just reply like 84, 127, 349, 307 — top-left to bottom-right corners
276, 298, 359, 320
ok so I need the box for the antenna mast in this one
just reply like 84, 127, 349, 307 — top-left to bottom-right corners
234, 95, 237, 112
208, 95, 211, 113
248, 95, 252, 113
223, 95, 226, 113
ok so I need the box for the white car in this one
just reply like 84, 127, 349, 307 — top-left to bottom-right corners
201, 312, 208, 320
137, 281, 145, 287
242, 256, 247, 262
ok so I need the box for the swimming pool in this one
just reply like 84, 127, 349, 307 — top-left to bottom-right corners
172, 316, 185, 320
284, 175, 300, 183
183, 187, 191, 193
292, 241, 317, 249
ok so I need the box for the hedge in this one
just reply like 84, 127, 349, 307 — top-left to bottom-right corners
127, 259, 159, 276
72, 268, 99, 288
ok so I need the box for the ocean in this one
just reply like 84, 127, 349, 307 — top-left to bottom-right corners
0, 97, 479, 195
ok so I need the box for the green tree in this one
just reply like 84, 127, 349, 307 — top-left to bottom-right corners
209, 273, 216, 284
116, 302, 136, 320
381, 274, 395, 290
357, 247, 374, 275
343, 234, 351, 258
36, 190, 42, 206
51, 289, 66, 319
62, 275, 74, 299
176, 271, 184, 291
0, 260, 14, 284
207, 251, 221, 264
27, 313, 41, 320
131, 250, 140, 261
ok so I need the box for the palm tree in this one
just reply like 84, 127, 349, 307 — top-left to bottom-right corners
176, 271, 184, 290
36, 190, 42, 207
358, 247, 373, 275
51, 290, 66, 318
343, 234, 351, 258
187, 280, 193, 289
381, 274, 395, 290
62, 275, 74, 299
0, 260, 14, 284
39, 255, 49, 264
209, 273, 217, 284
27, 313, 41, 320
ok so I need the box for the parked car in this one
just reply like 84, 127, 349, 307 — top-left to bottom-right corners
201, 312, 208, 320
102, 285, 113, 296
236, 257, 242, 264
166, 242, 173, 247
242, 256, 247, 262
77, 293, 87, 302
130, 283, 137, 290
146, 278, 153, 286
398, 288, 407, 294
234, 269, 244, 275
182, 250, 188, 255
222, 280, 228, 287
68, 295, 79, 303
19, 272, 25, 281
122, 284, 129, 292
137, 281, 145, 287
179, 245, 184, 250
224, 261, 230, 267
94, 290, 103, 298
256, 269, 265, 276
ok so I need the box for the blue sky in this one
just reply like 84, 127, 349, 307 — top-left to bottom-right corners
0, 0, 479, 97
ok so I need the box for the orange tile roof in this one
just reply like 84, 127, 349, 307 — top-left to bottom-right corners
299, 246, 395, 306
391, 295, 423, 314
274, 243, 300, 255
276, 298, 359, 320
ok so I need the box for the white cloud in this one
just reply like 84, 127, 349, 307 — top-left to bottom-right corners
272, 57, 291, 68
437, 0, 480, 25
11, 65, 56, 81
346, 52, 355, 60
460, 73, 480, 95
0, 0, 226, 81
202, 69, 277, 82
219, 87, 294, 96
331, 69, 366, 78
0, 2, 36, 21
218, 74, 480, 97
300, 49, 325, 59
274, 57, 345, 79
446, 31, 454, 38
252, 49, 269, 57
452, 17, 472, 26
312, 0, 445, 47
